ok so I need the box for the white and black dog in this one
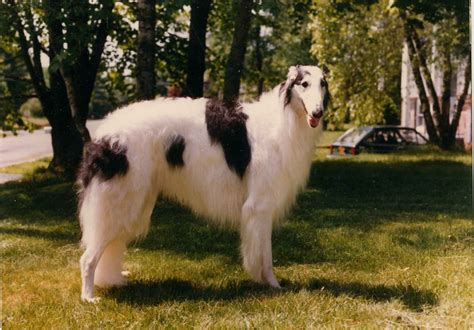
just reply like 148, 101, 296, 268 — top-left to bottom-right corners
77, 65, 329, 302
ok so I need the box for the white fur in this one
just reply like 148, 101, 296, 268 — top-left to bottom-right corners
79, 66, 325, 302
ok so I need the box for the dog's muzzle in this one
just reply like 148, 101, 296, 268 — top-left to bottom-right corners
307, 108, 323, 128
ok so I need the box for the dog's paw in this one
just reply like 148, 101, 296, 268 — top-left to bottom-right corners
82, 296, 101, 304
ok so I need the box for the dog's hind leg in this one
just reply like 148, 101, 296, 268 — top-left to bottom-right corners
240, 200, 280, 288
94, 238, 128, 288
80, 239, 108, 303
79, 194, 123, 302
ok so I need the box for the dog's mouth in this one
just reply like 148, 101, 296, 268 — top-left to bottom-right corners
307, 116, 320, 128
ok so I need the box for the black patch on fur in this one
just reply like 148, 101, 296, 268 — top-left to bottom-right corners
205, 99, 251, 178
76, 137, 129, 207
322, 78, 330, 111
166, 135, 186, 168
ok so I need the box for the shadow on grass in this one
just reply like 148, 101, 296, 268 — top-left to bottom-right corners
0, 178, 77, 224
307, 278, 438, 312
106, 277, 437, 312
0, 226, 78, 242
1, 157, 471, 262
105, 279, 275, 304
305, 159, 471, 216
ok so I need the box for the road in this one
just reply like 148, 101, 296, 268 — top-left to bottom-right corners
0, 120, 103, 168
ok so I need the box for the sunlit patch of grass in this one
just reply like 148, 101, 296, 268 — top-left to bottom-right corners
1, 133, 472, 327
0, 157, 51, 175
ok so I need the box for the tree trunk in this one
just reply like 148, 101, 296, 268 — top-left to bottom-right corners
136, 0, 156, 101
223, 0, 254, 104
447, 54, 471, 148
404, 34, 440, 145
185, 0, 212, 98
45, 0, 89, 173
439, 51, 452, 148
45, 71, 85, 175
61, 73, 92, 143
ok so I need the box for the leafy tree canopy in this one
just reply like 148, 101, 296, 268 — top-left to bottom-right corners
311, 0, 403, 127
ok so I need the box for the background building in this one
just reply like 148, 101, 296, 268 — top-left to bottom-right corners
400, 43, 472, 148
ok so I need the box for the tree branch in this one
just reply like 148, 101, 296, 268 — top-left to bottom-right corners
61, 74, 92, 142
0, 94, 37, 101
0, 74, 32, 82
7, 1, 49, 101
24, 4, 47, 90
86, 0, 114, 101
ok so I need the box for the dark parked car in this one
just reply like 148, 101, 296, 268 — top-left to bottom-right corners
329, 126, 429, 157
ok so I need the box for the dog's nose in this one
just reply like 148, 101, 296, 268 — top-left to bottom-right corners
312, 109, 323, 119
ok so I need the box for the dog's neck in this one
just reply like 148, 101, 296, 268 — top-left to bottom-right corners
281, 97, 319, 152
265, 98, 320, 220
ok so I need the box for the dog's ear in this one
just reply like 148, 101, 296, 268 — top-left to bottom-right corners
280, 65, 301, 106
321, 64, 330, 77
287, 65, 300, 82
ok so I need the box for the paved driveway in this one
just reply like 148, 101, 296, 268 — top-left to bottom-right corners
0, 120, 103, 168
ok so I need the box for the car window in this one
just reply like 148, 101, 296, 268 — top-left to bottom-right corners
398, 129, 415, 143
364, 132, 377, 144
398, 129, 424, 144
365, 129, 403, 145
337, 127, 372, 144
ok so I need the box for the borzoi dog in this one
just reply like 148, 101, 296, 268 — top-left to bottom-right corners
77, 65, 328, 302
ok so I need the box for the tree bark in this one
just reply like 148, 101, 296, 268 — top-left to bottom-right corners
44, 1, 87, 173
136, 0, 156, 101
439, 50, 452, 147
404, 34, 440, 145
47, 74, 84, 175
185, 0, 212, 98
223, 0, 254, 104
448, 54, 471, 147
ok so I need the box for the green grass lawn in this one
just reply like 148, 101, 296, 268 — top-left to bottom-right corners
1, 132, 472, 328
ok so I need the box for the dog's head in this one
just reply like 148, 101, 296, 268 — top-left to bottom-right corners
280, 65, 329, 128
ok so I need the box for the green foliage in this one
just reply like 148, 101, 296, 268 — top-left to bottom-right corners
0, 35, 35, 133
393, 0, 469, 28
2, 0, 467, 135
100, 1, 190, 100
188, 0, 311, 99
207, 0, 316, 99
311, 0, 403, 128
413, 7, 469, 75
0, 107, 34, 135
392, 0, 470, 67
155, 1, 190, 89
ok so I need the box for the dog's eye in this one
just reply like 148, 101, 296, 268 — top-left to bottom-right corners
301, 82, 309, 88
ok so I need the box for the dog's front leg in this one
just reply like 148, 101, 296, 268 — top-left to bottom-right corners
240, 201, 280, 288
